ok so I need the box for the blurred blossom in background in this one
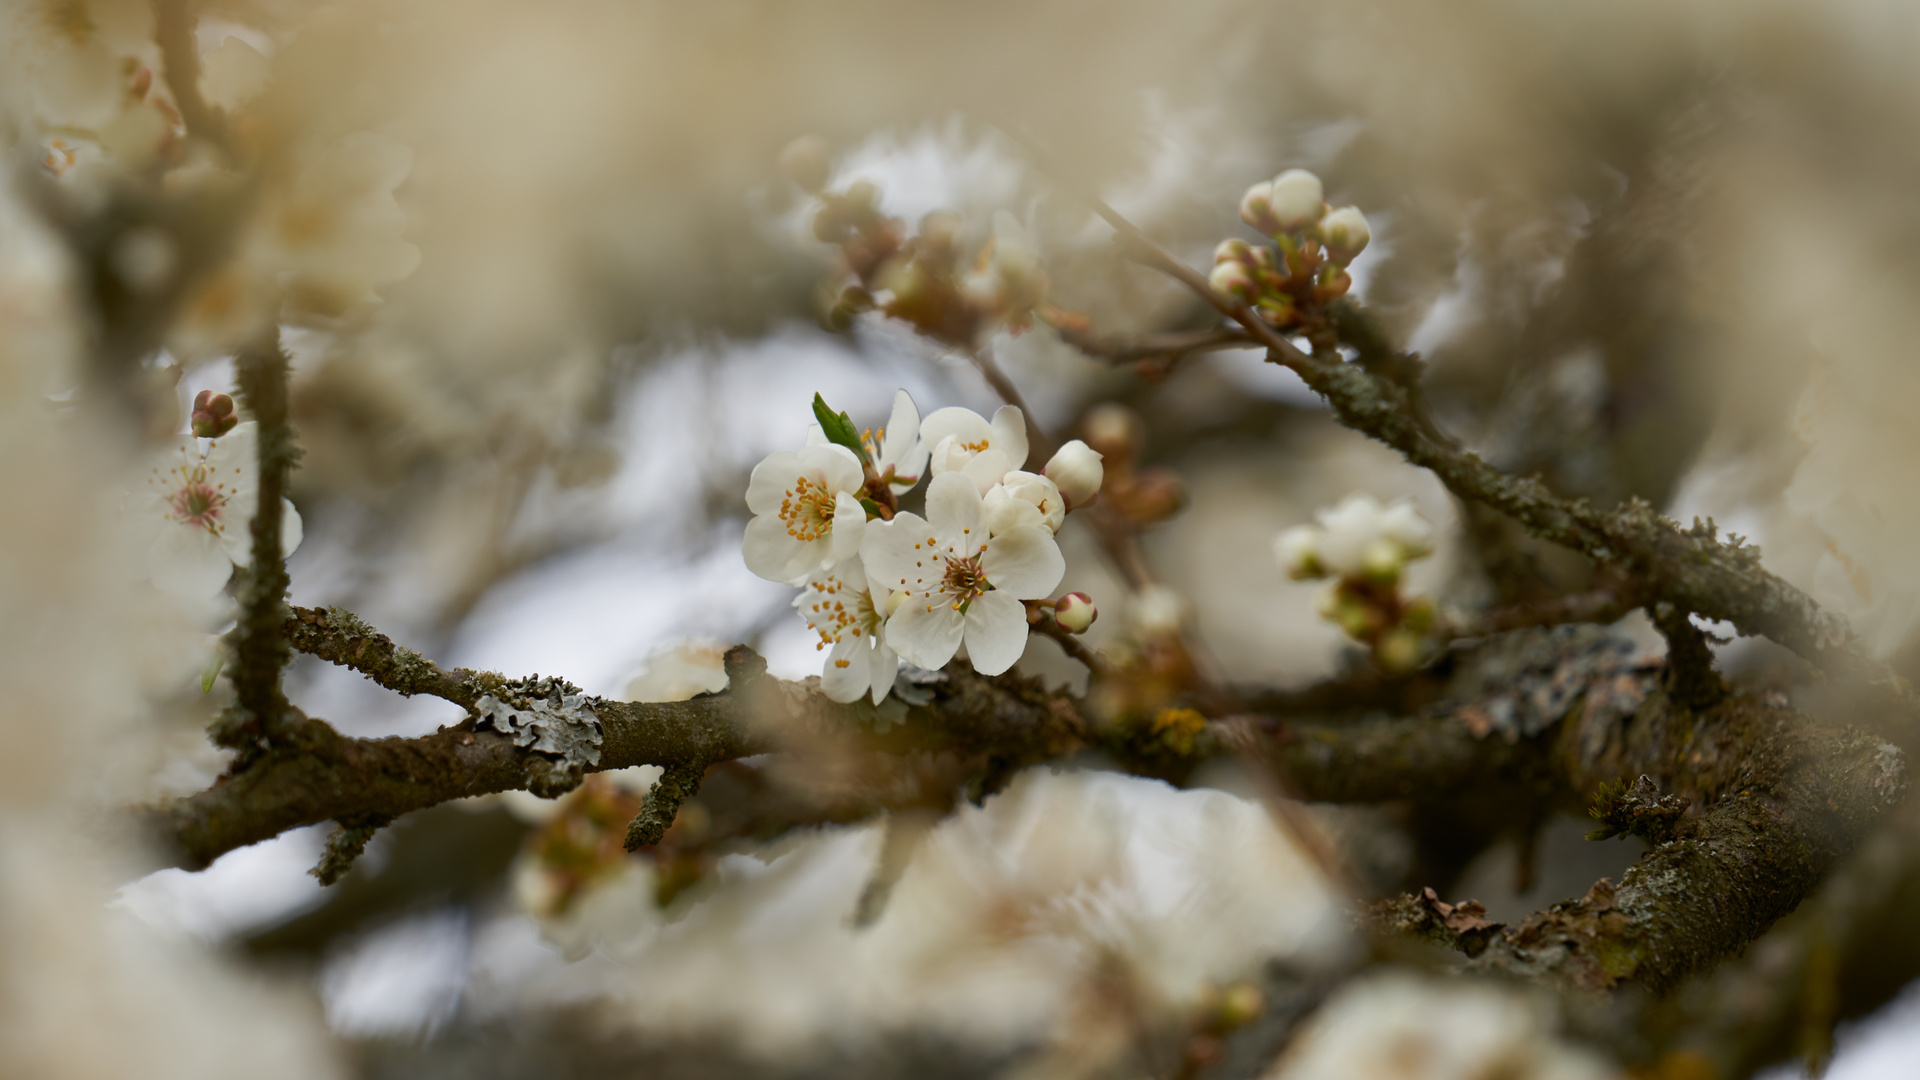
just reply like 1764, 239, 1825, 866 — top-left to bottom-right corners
4, 0, 1920, 1076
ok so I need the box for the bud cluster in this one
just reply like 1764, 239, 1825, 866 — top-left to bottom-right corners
190, 390, 238, 438
780, 136, 1060, 346
1275, 495, 1437, 672
1211, 169, 1371, 329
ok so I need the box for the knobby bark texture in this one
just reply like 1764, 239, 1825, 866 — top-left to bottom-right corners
156, 610, 1907, 1005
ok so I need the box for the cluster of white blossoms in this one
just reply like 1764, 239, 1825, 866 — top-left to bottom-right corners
128, 402, 302, 601
745, 390, 1104, 703
1275, 494, 1433, 584
1275, 494, 1436, 671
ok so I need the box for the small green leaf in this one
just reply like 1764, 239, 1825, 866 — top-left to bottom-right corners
811, 393, 870, 465
200, 655, 225, 694
859, 497, 884, 520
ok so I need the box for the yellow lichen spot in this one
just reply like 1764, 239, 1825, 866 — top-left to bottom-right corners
1149, 707, 1207, 756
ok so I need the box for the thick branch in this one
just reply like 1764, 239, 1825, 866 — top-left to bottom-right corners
1082, 198, 1912, 719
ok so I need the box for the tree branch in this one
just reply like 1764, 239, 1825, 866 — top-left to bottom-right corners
1078, 197, 1915, 724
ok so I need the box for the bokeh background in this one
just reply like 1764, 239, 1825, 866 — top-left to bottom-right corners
4, 0, 1920, 1075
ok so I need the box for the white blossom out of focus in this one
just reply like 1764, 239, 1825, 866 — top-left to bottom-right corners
1276, 494, 1433, 582
129, 421, 303, 599
921, 403, 1029, 494
796, 555, 899, 704
620, 639, 729, 703
743, 441, 868, 584
862, 472, 1065, 675
1264, 972, 1615, 1080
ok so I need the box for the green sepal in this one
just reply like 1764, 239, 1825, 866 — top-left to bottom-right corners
860, 497, 884, 520
811, 393, 871, 466
200, 655, 225, 694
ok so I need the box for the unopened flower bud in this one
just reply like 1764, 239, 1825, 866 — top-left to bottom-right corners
1239, 181, 1283, 235
983, 471, 1065, 535
1130, 584, 1186, 636
1054, 592, 1097, 633
1082, 403, 1141, 465
1209, 260, 1257, 302
777, 135, 833, 194
844, 179, 880, 209
1268, 169, 1324, 230
1044, 439, 1104, 508
1213, 238, 1254, 266
1319, 205, 1370, 263
191, 390, 238, 438
1274, 525, 1324, 580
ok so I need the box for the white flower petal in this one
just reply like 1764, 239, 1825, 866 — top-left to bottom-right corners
959, 447, 1012, 494
149, 523, 235, 599
745, 450, 806, 516
821, 634, 871, 703
282, 498, 304, 558
869, 641, 899, 705
961, 591, 1029, 676
886, 596, 967, 671
880, 389, 922, 467
924, 473, 983, 537
861, 513, 939, 595
981, 526, 1065, 599
919, 406, 992, 453
989, 406, 1028, 470
804, 443, 865, 494
829, 491, 867, 568
982, 489, 1044, 537
744, 514, 808, 583
202, 422, 257, 473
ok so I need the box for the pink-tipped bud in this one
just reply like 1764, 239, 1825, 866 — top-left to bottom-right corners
1239, 181, 1283, 235
191, 390, 238, 438
1268, 169, 1325, 231
1209, 260, 1257, 302
1044, 439, 1104, 508
1055, 593, 1097, 634
1213, 238, 1254, 266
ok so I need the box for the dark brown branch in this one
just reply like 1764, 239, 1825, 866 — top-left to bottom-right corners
1051, 325, 1252, 365
219, 333, 300, 750
1081, 196, 1915, 723
284, 606, 488, 707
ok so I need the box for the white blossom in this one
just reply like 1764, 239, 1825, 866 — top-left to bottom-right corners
1269, 169, 1325, 231
1319, 205, 1371, 263
1043, 439, 1104, 507
795, 555, 898, 704
982, 470, 1064, 536
743, 442, 868, 584
958, 210, 1045, 324
1280, 494, 1433, 582
803, 390, 927, 497
1239, 180, 1282, 235
920, 404, 1029, 494
129, 422, 303, 599
862, 473, 1064, 676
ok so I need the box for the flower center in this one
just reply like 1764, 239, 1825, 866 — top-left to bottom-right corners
801, 575, 881, 650
160, 463, 232, 534
939, 550, 990, 611
778, 474, 838, 542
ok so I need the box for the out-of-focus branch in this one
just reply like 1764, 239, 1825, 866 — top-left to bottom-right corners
1080, 197, 1916, 725
152, 0, 234, 156
218, 333, 300, 751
